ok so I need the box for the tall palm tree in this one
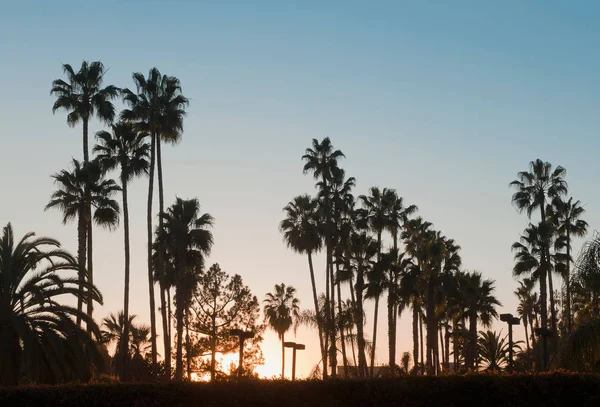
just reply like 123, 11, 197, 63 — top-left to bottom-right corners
280, 194, 325, 376
156, 197, 213, 381
551, 197, 588, 333
46, 159, 120, 328
51, 60, 119, 163
94, 122, 150, 380
263, 284, 301, 379
121, 68, 189, 370
0, 223, 103, 385
512, 222, 553, 369
302, 136, 345, 377
510, 159, 568, 342
458, 271, 501, 369
384, 190, 417, 368
349, 231, 377, 377
358, 186, 391, 375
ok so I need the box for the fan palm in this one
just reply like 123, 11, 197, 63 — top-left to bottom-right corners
263, 283, 301, 379
101, 311, 136, 376
551, 197, 588, 333
477, 330, 521, 371
384, 190, 417, 368
46, 159, 120, 328
302, 136, 345, 377
94, 122, 150, 380
156, 197, 213, 381
280, 194, 325, 374
512, 222, 553, 368
121, 68, 189, 370
510, 159, 568, 339
349, 231, 377, 377
0, 223, 103, 385
51, 60, 119, 162
358, 186, 392, 375
458, 271, 501, 369
515, 278, 536, 351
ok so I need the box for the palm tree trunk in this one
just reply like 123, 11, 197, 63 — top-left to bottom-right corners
324, 253, 331, 378
426, 278, 435, 373
566, 230, 572, 333
439, 327, 444, 372
523, 314, 530, 351
419, 312, 424, 369
86, 214, 94, 331
387, 280, 395, 370
147, 131, 158, 370
370, 295, 380, 377
355, 266, 367, 378
468, 311, 477, 369
156, 137, 171, 378
160, 281, 170, 376
452, 319, 459, 372
548, 268, 557, 335
167, 288, 172, 341
174, 282, 184, 381
336, 263, 348, 376
307, 252, 327, 379
444, 325, 450, 370
76, 214, 86, 328
83, 117, 89, 163
186, 317, 191, 380
281, 333, 285, 379
121, 179, 131, 382
329, 258, 337, 377
412, 303, 418, 375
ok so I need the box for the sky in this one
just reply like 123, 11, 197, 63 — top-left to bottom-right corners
1, 0, 600, 378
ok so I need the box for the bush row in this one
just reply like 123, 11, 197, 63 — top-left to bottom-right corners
1, 373, 599, 407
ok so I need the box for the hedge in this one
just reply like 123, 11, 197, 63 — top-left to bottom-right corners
1, 373, 600, 407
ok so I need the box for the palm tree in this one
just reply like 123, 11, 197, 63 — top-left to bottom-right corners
384, 190, 417, 368
121, 68, 189, 370
515, 278, 536, 351
512, 222, 553, 369
280, 194, 325, 375
156, 197, 213, 381
510, 159, 568, 340
358, 186, 391, 375
458, 271, 501, 369
551, 197, 588, 333
477, 330, 521, 371
349, 231, 377, 377
555, 319, 600, 371
0, 223, 103, 385
263, 284, 301, 379
51, 61, 119, 163
302, 136, 345, 377
94, 122, 150, 380
101, 311, 137, 376
46, 159, 120, 328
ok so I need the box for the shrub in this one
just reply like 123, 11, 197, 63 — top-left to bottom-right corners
0, 373, 599, 406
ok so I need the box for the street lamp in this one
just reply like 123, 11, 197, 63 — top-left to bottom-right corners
230, 329, 255, 378
284, 341, 306, 380
500, 313, 520, 372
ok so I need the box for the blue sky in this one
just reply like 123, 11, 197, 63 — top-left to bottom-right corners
1, 1, 600, 377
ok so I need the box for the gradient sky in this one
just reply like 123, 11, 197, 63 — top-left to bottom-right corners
1, 1, 600, 378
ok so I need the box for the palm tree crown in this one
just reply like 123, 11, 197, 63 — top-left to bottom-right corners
51, 61, 119, 161
0, 223, 103, 385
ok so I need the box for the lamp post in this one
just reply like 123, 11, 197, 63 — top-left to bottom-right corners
230, 329, 255, 378
500, 313, 520, 372
284, 341, 306, 380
